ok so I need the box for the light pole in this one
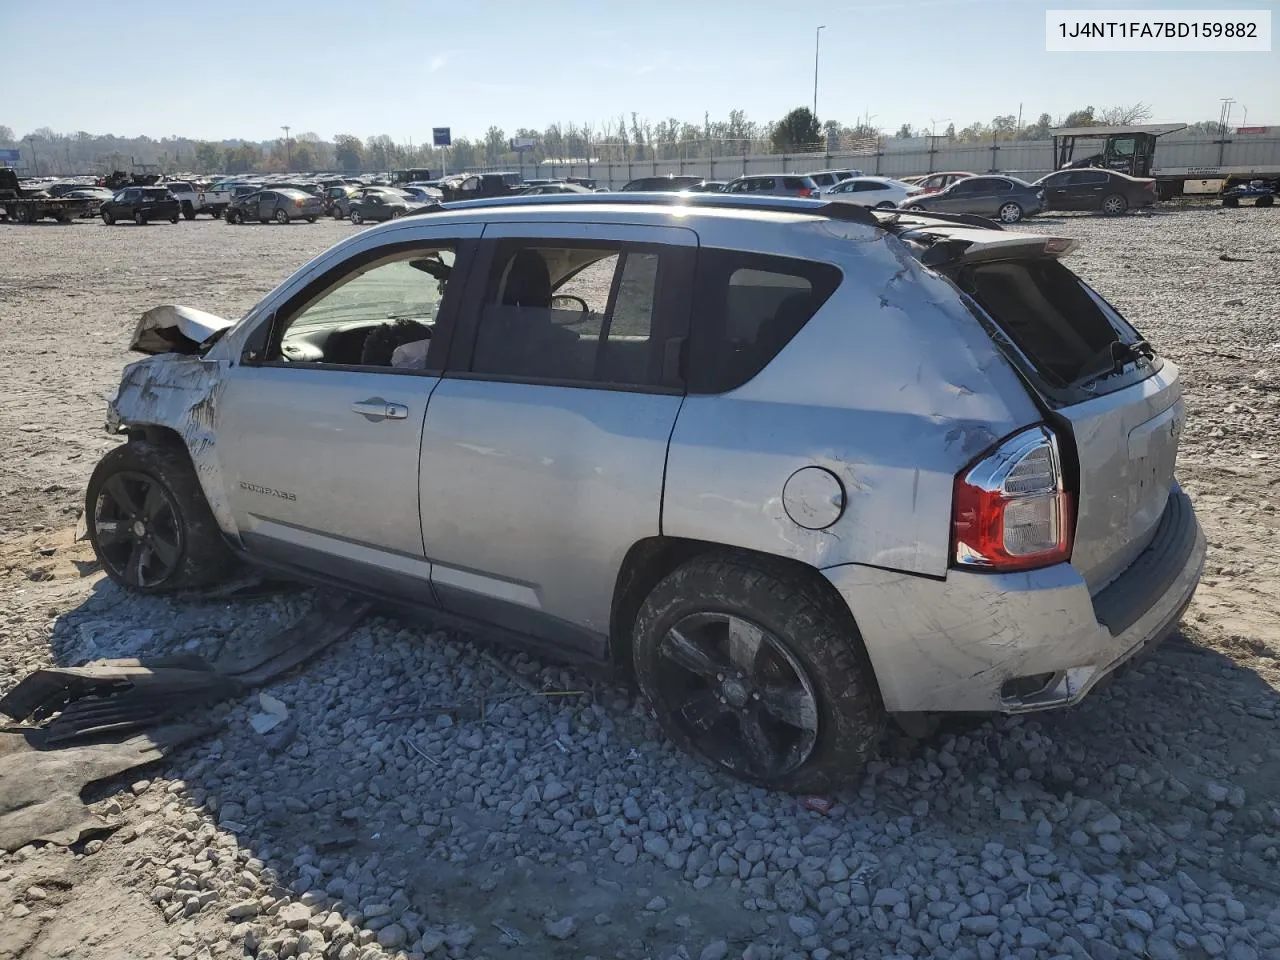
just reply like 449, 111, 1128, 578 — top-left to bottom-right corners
929, 117, 951, 138
813, 25, 826, 120
1218, 98, 1235, 137
281, 125, 292, 170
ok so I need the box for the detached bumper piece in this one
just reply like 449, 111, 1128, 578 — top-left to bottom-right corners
0, 596, 369, 744
0, 595, 370, 852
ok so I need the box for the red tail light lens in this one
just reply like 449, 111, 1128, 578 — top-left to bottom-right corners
952, 426, 1074, 572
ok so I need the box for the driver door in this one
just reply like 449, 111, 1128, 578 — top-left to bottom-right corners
214, 222, 483, 596
259, 193, 275, 220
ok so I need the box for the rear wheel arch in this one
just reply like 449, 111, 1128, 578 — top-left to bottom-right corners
609, 537, 878, 681
625, 542, 886, 790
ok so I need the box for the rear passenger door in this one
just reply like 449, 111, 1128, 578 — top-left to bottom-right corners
418, 222, 696, 655
1067, 170, 1109, 210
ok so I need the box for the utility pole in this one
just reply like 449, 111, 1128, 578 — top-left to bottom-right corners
1218, 98, 1235, 137
25, 136, 38, 177
813, 25, 826, 120
281, 125, 292, 170
929, 117, 951, 138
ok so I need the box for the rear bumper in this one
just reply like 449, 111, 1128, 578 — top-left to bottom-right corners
823, 484, 1204, 713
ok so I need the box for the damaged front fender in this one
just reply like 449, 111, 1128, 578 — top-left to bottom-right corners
108, 352, 236, 536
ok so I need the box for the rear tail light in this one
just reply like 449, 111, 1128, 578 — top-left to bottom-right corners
952, 425, 1074, 572
295, 199, 304, 207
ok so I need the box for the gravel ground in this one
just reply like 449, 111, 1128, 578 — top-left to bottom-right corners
2, 208, 1279, 960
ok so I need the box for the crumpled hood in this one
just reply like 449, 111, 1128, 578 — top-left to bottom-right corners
130, 304, 234, 356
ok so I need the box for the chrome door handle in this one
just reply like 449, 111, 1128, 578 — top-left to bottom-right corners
351, 398, 408, 422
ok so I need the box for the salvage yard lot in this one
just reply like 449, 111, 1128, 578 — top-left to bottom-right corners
1, 209, 1279, 960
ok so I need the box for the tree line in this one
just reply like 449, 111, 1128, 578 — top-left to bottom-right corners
0, 104, 1249, 176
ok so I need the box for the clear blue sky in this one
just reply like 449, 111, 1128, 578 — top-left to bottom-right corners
3, 0, 1276, 141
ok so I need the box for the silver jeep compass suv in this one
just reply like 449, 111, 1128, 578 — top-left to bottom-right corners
89, 193, 1204, 792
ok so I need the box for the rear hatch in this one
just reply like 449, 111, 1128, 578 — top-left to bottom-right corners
897, 221, 1182, 593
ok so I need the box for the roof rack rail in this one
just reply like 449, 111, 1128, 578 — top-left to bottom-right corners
406, 191, 883, 228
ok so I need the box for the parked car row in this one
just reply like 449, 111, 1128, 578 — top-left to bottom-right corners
613, 167, 1157, 221
16, 161, 1161, 229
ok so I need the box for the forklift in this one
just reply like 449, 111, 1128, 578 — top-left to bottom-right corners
1050, 123, 1187, 178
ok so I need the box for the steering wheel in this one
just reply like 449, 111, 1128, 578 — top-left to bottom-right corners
551, 294, 590, 321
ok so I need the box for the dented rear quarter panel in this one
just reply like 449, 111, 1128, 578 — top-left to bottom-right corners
662, 219, 1043, 578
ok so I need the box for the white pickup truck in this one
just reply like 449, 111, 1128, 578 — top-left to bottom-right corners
197, 180, 257, 219
158, 180, 205, 219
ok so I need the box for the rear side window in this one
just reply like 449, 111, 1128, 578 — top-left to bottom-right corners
953, 258, 1149, 399
689, 250, 841, 394
782, 177, 805, 189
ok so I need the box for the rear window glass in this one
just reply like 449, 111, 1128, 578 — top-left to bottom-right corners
689, 250, 842, 394
952, 259, 1144, 392
143, 188, 171, 199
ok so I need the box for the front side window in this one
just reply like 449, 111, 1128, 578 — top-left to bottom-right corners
270, 247, 456, 369
469, 242, 666, 387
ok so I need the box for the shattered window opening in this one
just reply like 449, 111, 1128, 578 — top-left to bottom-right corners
273, 247, 456, 369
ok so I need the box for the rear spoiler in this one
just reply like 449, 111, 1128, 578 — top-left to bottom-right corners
897, 227, 1077, 268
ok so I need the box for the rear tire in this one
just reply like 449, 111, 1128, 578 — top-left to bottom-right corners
632, 552, 884, 792
15, 205, 33, 224
274, 208, 290, 224
1223, 196, 1240, 208
85, 440, 236, 595
134, 211, 146, 225
998, 201, 1023, 223
170, 215, 180, 224
350, 209, 363, 224
1101, 193, 1128, 216
182, 202, 195, 220
332, 207, 345, 220
101, 209, 114, 225
306, 216, 317, 223
1257, 195, 1274, 208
